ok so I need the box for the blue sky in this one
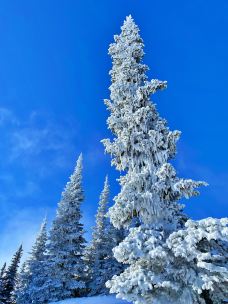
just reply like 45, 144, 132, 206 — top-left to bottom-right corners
0, 0, 227, 264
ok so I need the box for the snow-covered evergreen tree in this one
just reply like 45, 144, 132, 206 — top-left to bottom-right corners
0, 245, 23, 304
0, 263, 6, 279
16, 218, 49, 304
103, 16, 227, 303
45, 154, 86, 302
15, 263, 30, 304
86, 176, 124, 296
0, 263, 6, 303
109, 218, 228, 304
102, 15, 205, 231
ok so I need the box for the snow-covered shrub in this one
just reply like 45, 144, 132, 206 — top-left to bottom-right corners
107, 218, 228, 303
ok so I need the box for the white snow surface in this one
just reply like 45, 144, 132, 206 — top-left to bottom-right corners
50, 295, 130, 304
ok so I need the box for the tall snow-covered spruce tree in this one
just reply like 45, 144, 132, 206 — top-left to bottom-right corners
103, 16, 228, 304
16, 217, 48, 304
86, 176, 124, 295
45, 154, 86, 302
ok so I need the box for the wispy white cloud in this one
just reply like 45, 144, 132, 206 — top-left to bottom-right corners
8, 111, 78, 168
0, 108, 81, 264
0, 207, 53, 265
0, 109, 80, 178
0, 108, 19, 126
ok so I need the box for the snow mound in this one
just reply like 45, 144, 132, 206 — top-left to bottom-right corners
50, 295, 130, 304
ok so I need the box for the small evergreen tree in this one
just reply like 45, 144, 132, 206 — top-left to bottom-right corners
0, 245, 23, 304
86, 176, 124, 295
16, 218, 49, 304
0, 263, 6, 304
0, 264, 6, 279
15, 263, 30, 304
103, 16, 228, 303
45, 154, 86, 302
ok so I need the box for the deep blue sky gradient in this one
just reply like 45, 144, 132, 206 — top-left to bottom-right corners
0, 0, 227, 263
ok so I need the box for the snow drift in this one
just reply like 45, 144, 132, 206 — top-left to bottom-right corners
50, 295, 130, 304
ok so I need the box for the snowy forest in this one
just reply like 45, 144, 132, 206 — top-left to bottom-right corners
0, 16, 227, 304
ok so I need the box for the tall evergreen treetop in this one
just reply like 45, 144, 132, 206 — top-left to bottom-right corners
92, 175, 109, 246
46, 153, 86, 302
29, 217, 47, 264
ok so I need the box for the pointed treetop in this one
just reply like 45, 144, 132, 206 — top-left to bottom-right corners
17, 245, 23, 255
16, 245, 23, 262
108, 15, 146, 87
73, 153, 83, 176
113, 15, 141, 41
63, 153, 83, 193
100, 175, 110, 202
35, 217, 47, 242
98, 175, 110, 209
95, 175, 110, 231
77, 152, 83, 165
40, 216, 47, 230
123, 15, 136, 27
7, 244, 23, 272
35, 216, 47, 239
120, 15, 141, 38
27, 217, 47, 263
127, 14, 133, 20
104, 175, 109, 188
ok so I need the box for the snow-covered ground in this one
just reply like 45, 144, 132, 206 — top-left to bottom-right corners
50, 295, 130, 304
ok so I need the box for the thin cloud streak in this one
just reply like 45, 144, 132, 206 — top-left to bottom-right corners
0, 108, 19, 126
0, 207, 52, 266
